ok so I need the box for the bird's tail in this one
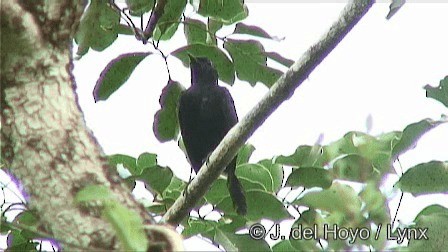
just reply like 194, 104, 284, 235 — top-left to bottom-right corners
226, 158, 247, 215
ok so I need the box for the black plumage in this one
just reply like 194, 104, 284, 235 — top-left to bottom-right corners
178, 56, 247, 215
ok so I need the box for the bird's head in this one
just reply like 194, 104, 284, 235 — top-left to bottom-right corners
189, 55, 218, 86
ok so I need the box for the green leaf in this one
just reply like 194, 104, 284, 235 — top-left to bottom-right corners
153, 0, 187, 40
236, 143, 255, 165
139, 165, 174, 195
146, 201, 168, 214
14, 211, 38, 227
395, 161, 448, 196
236, 163, 273, 192
359, 182, 390, 224
103, 201, 148, 251
272, 240, 299, 252
265, 51, 294, 67
93, 52, 151, 102
184, 18, 207, 45
275, 145, 326, 168
286, 167, 332, 189
6, 230, 39, 251
137, 152, 158, 171
75, 185, 114, 203
217, 215, 247, 234
1, 216, 11, 235
74, 1, 120, 56
113, 24, 135, 35
108, 154, 138, 175
391, 119, 445, 159
224, 39, 283, 87
289, 237, 321, 251
172, 44, 235, 84
162, 177, 186, 202
218, 190, 290, 221
294, 182, 362, 216
233, 23, 280, 40
325, 131, 400, 174
153, 80, 185, 142
239, 177, 268, 191
205, 178, 228, 205
324, 131, 373, 160
425, 76, 448, 108
12, 211, 40, 240
258, 159, 284, 193
415, 204, 448, 220
197, 0, 248, 24
214, 230, 271, 252
126, 0, 154, 16
182, 218, 218, 238
332, 154, 374, 182
206, 18, 223, 45
407, 206, 448, 251
295, 209, 318, 226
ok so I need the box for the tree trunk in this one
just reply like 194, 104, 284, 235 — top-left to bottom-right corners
0, 1, 170, 250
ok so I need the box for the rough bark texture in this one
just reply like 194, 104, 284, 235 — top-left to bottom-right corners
1, 0, 168, 250
161, 0, 374, 225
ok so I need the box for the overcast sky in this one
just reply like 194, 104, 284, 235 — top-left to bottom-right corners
2, 2, 448, 251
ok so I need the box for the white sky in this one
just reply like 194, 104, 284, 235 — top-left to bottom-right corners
1, 2, 448, 251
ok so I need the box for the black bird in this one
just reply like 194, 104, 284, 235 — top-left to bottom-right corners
178, 55, 247, 215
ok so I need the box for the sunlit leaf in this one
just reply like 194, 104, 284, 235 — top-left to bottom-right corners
286, 167, 332, 189
224, 39, 283, 87
396, 161, 448, 196
332, 154, 374, 182
103, 201, 148, 251
126, 0, 154, 16
407, 205, 448, 251
236, 143, 256, 165
294, 182, 362, 216
214, 230, 271, 252
153, 0, 187, 40
139, 165, 174, 195
197, 0, 248, 24
233, 23, 282, 41
184, 18, 207, 45
275, 145, 326, 168
93, 52, 151, 102
75, 185, 114, 203
153, 80, 185, 142
391, 119, 445, 159
236, 163, 273, 192
258, 159, 284, 193
75, 1, 120, 56
218, 190, 290, 221
425, 76, 448, 108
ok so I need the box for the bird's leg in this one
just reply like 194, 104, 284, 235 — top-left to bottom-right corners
182, 166, 194, 197
204, 151, 213, 168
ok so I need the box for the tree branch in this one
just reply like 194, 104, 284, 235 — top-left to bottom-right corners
161, 0, 374, 225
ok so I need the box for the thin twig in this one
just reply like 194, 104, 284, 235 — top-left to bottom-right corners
391, 192, 404, 230
151, 41, 171, 80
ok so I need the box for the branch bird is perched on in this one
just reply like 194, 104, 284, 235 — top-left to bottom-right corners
178, 55, 247, 215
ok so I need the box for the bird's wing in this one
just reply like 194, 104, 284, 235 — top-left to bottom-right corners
217, 87, 238, 132
178, 91, 202, 170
